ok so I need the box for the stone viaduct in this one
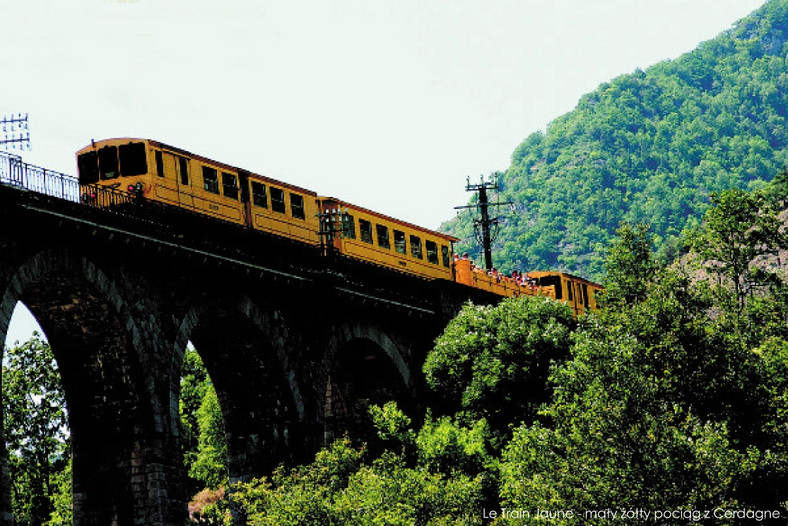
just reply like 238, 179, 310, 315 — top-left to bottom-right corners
0, 173, 494, 524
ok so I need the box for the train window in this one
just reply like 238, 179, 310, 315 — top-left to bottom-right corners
426, 241, 439, 264
271, 187, 286, 213
376, 225, 390, 249
342, 214, 356, 239
441, 245, 450, 267
78, 151, 99, 184
202, 167, 219, 194
538, 275, 562, 300
178, 157, 189, 185
119, 142, 147, 176
410, 235, 423, 259
155, 151, 164, 177
567, 281, 574, 301
359, 219, 373, 244
222, 172, 239, 200
98, 146, 119, 179
251, 181, 268, 208
290, 193, 305, 219
394, 230, 406, 254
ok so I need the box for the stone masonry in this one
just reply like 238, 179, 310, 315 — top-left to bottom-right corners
0, 186, 484, 525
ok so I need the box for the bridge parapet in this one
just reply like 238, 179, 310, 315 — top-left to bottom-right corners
0, 151, 79, 200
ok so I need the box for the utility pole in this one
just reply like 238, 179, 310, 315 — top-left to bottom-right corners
1, 113, 30, 150
455, 172, 511, 270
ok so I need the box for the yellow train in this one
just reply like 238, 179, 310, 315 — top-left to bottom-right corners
76, 138, 601, 315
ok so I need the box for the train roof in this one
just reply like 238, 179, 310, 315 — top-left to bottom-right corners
78, 137, 318, 196
319, 195, 460, 242
527, 270, 602, 287
79, 137, 460, 243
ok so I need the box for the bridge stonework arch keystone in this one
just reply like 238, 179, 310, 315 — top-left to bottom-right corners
0, 185, 482, 525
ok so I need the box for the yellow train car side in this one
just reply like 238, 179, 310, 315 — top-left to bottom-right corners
527, 271, 601, 317
454, 260, 601, 317
77, 138, 320, 245
319, 197, 458, 281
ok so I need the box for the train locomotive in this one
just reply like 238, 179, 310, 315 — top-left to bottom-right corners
76, 138, 601, 316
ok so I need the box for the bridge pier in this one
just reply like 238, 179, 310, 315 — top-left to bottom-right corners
0, 247, 187, 525
182, 297, 310, 482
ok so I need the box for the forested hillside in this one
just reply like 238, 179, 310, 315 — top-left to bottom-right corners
445, 0, 788, 280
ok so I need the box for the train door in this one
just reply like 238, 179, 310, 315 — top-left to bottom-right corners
153, 150, 182, 205
572, 281, 583, 316
565, 279, 579, 317
174, 155, 194, 209
581, 283, 590, 314
238, 171, 252, 227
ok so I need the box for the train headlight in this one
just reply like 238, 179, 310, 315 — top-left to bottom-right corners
127, 185, 135, 193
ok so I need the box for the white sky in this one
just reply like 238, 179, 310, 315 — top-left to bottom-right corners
1, 0, 768, 346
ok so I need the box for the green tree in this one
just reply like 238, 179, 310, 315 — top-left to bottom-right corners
188, 386, 228, 490
497, 270, 771, 524
601, 221, 659, 305
180, 347, 209, 474
3, 334, 71, 526
498, 202, 788, 522
43, 459, 72, 526
690, 188, 786, 310
231, 436, 484, 526
423, 295, 575, 440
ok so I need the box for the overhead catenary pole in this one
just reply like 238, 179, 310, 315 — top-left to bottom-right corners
455, 172, 512, 271
477, 182, 493, 271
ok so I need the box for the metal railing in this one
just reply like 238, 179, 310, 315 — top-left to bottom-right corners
0, 150, 80, 202
0, 150, 141, 211
78, 183, 140, 209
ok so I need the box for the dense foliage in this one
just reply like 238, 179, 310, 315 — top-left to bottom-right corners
233, 434, 484, 526
445, 0, 788, 280
423, 295, 575, 441
495, 182, 788, 524
216, 178, 788, 524
180, 347, 228, 494
179, 346, 230, 523
2, 334, 71, 526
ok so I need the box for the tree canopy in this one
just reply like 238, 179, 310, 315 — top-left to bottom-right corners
3, 334, 71, 526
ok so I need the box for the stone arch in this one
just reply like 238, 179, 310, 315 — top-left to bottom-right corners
171, 294, 307, 486
323, 322, 415, 442
0, 248, 169, 525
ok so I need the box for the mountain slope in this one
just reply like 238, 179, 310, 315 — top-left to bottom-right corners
445, 0, 788, 280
